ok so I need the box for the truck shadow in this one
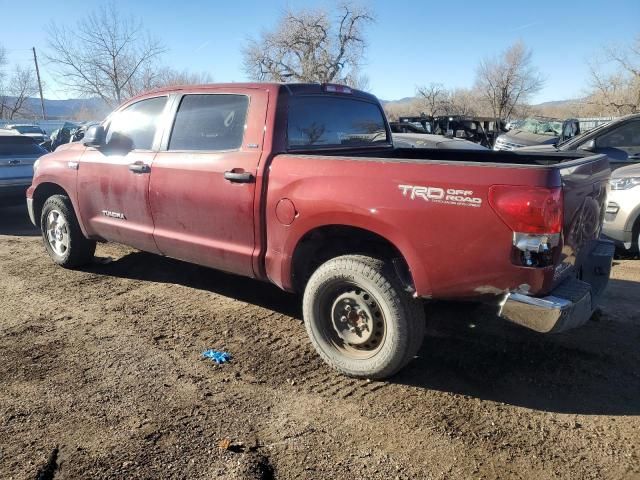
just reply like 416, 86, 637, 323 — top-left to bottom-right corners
88, 251, 302, 319
86, 252, 640, 416
0, 204, 39, 237
395, 284, 640, 416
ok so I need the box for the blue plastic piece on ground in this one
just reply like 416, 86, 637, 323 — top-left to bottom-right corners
202, 349, 232, 364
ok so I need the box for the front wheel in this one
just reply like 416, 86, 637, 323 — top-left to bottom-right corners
302, 255, 426, 379
41, 194, 96, 268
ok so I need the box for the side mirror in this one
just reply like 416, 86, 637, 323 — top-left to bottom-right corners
581, 139, 596, 152
83, 125, 105, 148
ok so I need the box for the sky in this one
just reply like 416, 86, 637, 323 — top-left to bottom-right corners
1, 0, 638, 103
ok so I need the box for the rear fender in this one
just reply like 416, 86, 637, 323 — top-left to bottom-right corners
268, 211, 432, 296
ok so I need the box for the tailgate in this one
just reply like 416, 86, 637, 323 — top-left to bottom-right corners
554, 153, 611, 286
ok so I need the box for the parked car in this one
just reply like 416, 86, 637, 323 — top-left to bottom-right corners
515, 114, 640, 170
3, 124, 49, 144
432, 116, 507, 148
27, 83, 614, 379
603, 162, 640, 253
494, 117, 580, 151
392, 133, 487, 150
1, 131, 47, 205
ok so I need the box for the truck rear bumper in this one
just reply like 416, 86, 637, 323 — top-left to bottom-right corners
499, 239, 615, 333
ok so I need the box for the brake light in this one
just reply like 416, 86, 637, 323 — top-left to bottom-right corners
488, 185, 563, 234
322, 83, 352, 94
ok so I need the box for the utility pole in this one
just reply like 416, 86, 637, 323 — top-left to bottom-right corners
32, 47, 46, 120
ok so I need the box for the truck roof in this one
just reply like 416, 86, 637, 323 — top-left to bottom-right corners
125, 82, 378, 107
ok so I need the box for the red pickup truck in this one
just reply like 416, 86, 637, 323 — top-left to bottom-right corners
26, 83, 614, 379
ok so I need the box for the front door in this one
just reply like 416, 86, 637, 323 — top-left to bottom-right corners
149, 90, 267, 277
77, 96, 168, 252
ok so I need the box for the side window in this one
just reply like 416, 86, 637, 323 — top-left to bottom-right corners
597, 122, 640, 148
105, 96, 167, 151
168, 94, 249, 151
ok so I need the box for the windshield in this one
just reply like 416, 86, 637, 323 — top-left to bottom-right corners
288, 96, 389, 149
12, 125, 44, 134
518, 118, 563, 136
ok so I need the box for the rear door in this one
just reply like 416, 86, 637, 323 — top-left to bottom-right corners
77, 96, 168, 252
149, 89, 268, 277
0, 136, 45, 189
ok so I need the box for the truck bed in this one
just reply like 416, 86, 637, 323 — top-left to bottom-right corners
307, 146, 591, 166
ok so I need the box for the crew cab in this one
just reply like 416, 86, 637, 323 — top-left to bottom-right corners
27, 83, 614, 379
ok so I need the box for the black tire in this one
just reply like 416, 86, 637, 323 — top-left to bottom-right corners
302, 255, 426, 379
40, 194, 96, 268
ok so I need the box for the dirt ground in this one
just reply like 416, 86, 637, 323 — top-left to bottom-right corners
1, 204, 639, 480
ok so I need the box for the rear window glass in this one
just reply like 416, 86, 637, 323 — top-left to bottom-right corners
0, 136, 46, 155
287, 96, 388, 149
169, 94, 249, 151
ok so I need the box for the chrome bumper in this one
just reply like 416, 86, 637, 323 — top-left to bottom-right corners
26, 197, 36, 226
499, 240, 615, 333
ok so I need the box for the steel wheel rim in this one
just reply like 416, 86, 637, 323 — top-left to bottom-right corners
46, 209, 69, 257
318, 281, 387, 360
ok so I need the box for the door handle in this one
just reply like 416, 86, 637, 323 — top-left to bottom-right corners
129, 162, 150, 174
224, 170, 254, 183
628, 154, 640, 160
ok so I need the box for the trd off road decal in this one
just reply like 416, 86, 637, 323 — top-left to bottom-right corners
398, 184, 482, 208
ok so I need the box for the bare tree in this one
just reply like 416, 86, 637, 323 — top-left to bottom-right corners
0, 66, 38, 120
46, 2, 165, 108
124, 65, 214, 98
587, 34, 640, 115
475, 41, 544, 121
415, 83, 450, 116
447, 88, 482, 116
243, 2, 374, 87
0, 45, 6, 79
0, 65, 39, 120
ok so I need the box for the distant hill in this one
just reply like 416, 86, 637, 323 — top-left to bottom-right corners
3, 97, 110, 121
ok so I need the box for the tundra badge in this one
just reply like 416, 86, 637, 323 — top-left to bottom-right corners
101, 210, 126, 220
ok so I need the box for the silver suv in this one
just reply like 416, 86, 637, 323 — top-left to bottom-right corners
603, 163, 640, 252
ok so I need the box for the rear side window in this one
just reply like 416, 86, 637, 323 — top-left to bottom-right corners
169, 94, 249, 151
0, 136, 46, 155
287, 96, 388, 149
105, 96, 167, 151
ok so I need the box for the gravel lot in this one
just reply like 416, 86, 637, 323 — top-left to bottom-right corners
1, 203, 639, 479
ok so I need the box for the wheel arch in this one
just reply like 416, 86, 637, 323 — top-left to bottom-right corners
287, 223, 427, 295
32, 183, 89, 237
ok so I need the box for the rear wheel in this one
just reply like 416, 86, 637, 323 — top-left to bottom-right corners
302, 255, 425, 379
41, 195, 96, 268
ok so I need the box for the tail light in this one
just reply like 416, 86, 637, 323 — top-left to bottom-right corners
488, 185, 563, 234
